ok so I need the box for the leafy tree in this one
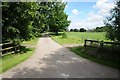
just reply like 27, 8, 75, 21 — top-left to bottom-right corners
73, 28, 79, 32
105, 0, 120, 42
2, 2, 40, 42
70, 29, 74, 32
2, 2, 70, 43
37, 2, 50, 32
79, 28, 86, 32
48, 2, 70, 34
94, 26, 108, 32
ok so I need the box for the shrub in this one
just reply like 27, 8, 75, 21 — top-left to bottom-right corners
62, 32, 67, 38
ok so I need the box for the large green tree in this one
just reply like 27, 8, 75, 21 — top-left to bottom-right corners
48, 2, 70, 34
2, 2, 41, 42
105, 0, 120, 42
2, 2, 70, 43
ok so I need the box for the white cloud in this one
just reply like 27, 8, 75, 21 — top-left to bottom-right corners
72, 9, 80, 15
68, 18, 104, 30
93, 0, 115, 16
87, 12, 103, 22
68, 0, 115, 30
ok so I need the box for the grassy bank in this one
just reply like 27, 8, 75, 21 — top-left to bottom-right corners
0, 38, 38, 73
51, 32, 110, 45
70, 46, 120, 69
22, 38, 39, 46
51, 32, 119, 69
0, 48, 35, 73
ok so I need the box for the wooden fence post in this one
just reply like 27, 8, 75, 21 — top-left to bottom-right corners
84, 39, 86, 47
100, 41, 104, 48
90, 41, 93, 45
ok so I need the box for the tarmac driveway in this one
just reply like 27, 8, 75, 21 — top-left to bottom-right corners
1, 37, 119, 78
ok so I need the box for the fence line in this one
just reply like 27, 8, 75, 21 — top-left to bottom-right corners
0, 42, 20, 56
84, 39, 120, 48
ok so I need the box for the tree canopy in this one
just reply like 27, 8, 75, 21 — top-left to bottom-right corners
105, 0, 120, 42
79, 28, 86, 32
2, 2, 70, 42
48, 2, 70, 34
70, 28, 87, 32
94, 26, 108, 32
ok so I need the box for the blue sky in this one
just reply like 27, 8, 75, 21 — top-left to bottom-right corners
64, 0, 115, 30
65, 2, 97, 19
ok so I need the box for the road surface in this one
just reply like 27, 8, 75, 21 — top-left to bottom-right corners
1, 37, 119, 78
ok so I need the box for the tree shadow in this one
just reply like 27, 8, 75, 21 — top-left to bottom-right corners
19, 46, 32, 53
2, 46, 32, 60
49, 32, 63, 36
70, 46, 120, 69
8, 47, 118, 78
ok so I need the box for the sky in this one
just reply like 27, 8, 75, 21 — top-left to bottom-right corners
64, 0, 115, 30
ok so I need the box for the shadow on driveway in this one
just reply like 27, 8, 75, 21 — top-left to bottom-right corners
11, 47, 119, 78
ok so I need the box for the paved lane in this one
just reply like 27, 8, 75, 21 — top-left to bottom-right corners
1, 37, 119, 78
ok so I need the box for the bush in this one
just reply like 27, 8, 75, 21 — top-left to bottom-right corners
62, 32, 67, 38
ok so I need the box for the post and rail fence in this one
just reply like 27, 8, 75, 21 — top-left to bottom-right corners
0, 41, 20, 56
84, 39, 120, 49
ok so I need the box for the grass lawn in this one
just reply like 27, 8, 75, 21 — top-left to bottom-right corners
70, 46, 120, 69
22, 38, 39, 46
0, 38, 38, 73
51, 32, 110, 45
51, 32, 119, 69
0, 48, 35, 73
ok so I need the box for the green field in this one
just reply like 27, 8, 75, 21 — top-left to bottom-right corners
51, 32, 110, 44
51, 32, 120, 69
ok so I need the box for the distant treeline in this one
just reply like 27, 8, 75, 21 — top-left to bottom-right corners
70, 28, 87, 32
69, 26, 108, 32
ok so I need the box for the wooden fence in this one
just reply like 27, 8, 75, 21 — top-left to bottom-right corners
0, 42, 20, 56
84, 39, 120, 48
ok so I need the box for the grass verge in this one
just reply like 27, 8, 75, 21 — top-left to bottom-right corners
70, 46, 120, 69
22, 38, 39, 46
0, 38, 38, 73
0, 48, 35, 73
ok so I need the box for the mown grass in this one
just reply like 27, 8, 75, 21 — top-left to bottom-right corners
70, 46, 120, 69
22, 38, 39, 46
0, 48, 35, 73
51, 32, 119, 69
51, 32, 110, 44
0, 38, 38, 73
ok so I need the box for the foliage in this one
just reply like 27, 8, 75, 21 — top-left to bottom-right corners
62, 32, 67, 38
105, 0, 120, 42
79, 28, 87, 32
2, 2, 40, 42
70, 28, 87, 32
48, 2, 71, 34
73, 28, 79, 32
70, 29, 74, 32
2, 2, 70, 43
94, 26, 108, 32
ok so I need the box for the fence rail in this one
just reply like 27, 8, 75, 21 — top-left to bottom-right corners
0, 42, 20, 56
84, 39, 120, 48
